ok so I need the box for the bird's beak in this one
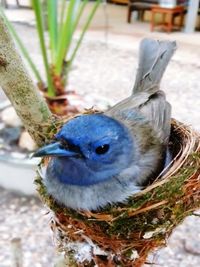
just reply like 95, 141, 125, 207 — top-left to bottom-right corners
32, 142, 79, 158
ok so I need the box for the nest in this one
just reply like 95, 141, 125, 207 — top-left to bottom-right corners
35, 119, 200, 267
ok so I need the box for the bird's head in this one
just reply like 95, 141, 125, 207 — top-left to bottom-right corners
33, 114, 134, 185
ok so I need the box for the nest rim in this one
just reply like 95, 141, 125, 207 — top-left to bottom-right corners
36, 118, 200, 217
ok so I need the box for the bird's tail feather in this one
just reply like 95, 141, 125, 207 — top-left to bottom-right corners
132, 39, 176, 95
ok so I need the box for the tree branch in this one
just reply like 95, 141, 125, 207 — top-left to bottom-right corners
0, 15, 57, 146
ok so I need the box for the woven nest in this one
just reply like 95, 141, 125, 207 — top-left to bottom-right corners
35, 118, 200, 267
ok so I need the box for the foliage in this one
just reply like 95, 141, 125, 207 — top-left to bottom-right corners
0, 0, 101, 97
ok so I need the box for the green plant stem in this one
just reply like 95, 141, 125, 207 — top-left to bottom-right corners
68, 0, 101, 71
59, 0, 67, 36
32, 0, 55, 96
0, 15, 57, 146
55, 0, 77, 75
47, 0, 58, 63
71, 0, 88, 35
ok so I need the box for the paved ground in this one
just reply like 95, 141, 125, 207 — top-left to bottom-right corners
0, 3, 200, 267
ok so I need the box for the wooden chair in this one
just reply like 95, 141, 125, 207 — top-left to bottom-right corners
0, 0, 20, 8
151, 5, 185, 32
127, 0, 158, 23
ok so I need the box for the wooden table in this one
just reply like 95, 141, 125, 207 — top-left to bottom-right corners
151, 5, 185, 33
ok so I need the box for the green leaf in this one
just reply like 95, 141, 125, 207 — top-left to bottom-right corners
32, 0, 55, 96
68, 0, 101, 70
55, 0, 79, 75
59, 0, 67, 35
47, 0, 58, 63
71, 0, 89, 35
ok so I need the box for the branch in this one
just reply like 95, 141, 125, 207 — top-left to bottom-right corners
0, 15, 57, 146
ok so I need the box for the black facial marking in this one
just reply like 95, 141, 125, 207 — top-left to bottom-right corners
59, 139, 82, 155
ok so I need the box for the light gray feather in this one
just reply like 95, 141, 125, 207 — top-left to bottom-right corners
133, 38, 176, 94
106, 39, 176, 144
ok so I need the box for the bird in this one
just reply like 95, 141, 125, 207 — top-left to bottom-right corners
33, 38, 176, 211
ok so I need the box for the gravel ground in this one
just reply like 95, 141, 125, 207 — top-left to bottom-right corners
0, 21, 200, 267
0, 187, 55, 267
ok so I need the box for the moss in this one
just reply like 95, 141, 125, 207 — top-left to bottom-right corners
127, 192, 152, 208
35, 150, 200, 238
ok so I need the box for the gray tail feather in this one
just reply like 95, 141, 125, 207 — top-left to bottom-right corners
132, 39, 176, 95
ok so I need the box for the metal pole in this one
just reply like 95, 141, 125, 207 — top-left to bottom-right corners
184, 0, 200, 33
11, 238, 23, 267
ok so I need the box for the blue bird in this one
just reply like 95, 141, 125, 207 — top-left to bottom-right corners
34, 39, 176, 211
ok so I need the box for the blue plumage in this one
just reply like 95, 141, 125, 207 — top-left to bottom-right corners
34, 39, 176, 211
47, 114, 134, 186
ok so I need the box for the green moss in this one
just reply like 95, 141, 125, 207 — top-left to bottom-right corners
127, 192, 152, 208
34, 141, 200, 241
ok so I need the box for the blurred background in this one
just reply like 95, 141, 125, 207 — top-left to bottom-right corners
0, 0, 200, 266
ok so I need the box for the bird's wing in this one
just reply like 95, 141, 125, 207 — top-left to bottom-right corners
106, 39, 176, 144
137, 91, 171, 144
106, 91, 171, 144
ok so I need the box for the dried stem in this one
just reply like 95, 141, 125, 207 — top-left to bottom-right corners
0, 15, 58, 146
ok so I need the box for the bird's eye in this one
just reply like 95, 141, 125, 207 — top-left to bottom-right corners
95, 144, 110, 155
